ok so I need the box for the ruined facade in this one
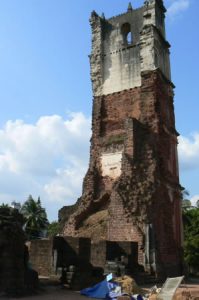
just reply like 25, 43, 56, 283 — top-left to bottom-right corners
0, 207, 25, 296
61, 0, 183, 278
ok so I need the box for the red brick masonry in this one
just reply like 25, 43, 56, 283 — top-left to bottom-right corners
62, 70, 183, 279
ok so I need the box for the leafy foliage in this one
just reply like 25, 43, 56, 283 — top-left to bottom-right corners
105, 134, 125, 146
0, 203, 10, 208
182, 199, 192, 210
21, 195, 49, 240
183, 207, 199, 269
0, 205, 25, 228
47, 221, 60, 237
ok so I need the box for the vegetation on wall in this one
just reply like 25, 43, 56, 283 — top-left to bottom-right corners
104, 134, 125, 146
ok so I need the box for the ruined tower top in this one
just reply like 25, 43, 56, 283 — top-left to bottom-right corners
127, 2, 133, 12
90, 0, 170, 96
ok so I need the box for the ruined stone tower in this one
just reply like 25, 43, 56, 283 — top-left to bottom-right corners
61, 0, 183, 277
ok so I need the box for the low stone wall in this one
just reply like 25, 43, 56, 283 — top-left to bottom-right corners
28, 236, 141, 277
28, 239, 53, 277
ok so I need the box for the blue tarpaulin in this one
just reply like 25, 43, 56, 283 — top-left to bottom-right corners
80, 280, 110, 298
80, 280, 122, 299
80, 279, 144, 300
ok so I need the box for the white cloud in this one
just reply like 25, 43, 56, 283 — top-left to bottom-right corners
178, 133, 199, 171
0, 113, 91, 221
167, 0, 190, 18
1, 113, 197, 221
190, 195, 199, 207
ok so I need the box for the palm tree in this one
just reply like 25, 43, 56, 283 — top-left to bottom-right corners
21, 195, 49, 239
181, 189, 192, 211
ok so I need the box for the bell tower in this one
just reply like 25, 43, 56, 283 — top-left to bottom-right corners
62, 0, 183, 278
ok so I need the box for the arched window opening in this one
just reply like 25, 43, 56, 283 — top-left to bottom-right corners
121, 23, 132, 45
127, 32, 132, 44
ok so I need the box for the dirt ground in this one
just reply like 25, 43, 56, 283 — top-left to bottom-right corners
1, 278, 199, 300
0, 285, 95, 300
173, 283, 199, 300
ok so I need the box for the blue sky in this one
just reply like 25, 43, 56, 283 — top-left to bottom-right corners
0, 0, 198, 221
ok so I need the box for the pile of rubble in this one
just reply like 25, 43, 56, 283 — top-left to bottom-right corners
80, 274, 187, 300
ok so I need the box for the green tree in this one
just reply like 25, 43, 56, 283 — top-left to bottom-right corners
21, 195, 49, 240
196, 199, 199, 208
181, 189, 191, 209
183, 207, 199, 271
182, 199, 192, 209
47, 221, 60, 237
0, 203, 10, 208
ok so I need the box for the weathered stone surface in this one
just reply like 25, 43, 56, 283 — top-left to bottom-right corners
101, 151, 123, 179
27, 239, 53, 277
0, 207, 25, 296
